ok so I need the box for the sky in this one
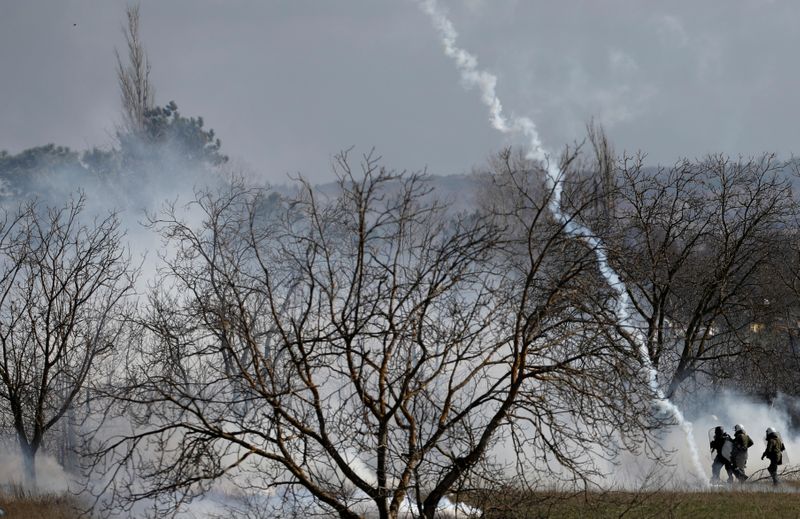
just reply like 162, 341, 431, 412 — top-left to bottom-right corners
1, 0, 799, 184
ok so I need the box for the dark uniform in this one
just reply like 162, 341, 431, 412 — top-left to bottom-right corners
731, 427, 754, 482
709, 426, 733, 483
761, 430, 785, 486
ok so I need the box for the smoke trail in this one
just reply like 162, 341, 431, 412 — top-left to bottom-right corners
418, 0, 708, 486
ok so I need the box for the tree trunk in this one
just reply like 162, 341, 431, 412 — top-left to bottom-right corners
19, 441, 37, 488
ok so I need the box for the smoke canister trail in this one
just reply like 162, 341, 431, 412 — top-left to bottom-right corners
418, 0, 708, 486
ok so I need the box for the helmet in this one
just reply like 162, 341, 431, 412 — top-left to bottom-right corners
766, 427, 776, 435
734, 424, 743, 432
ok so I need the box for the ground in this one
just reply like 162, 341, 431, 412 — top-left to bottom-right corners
0, 491, 88, 519
469, 480, 800, 519
3, 483, 800, 518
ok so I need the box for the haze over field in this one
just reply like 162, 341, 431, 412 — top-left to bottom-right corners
2, 2, 800, 518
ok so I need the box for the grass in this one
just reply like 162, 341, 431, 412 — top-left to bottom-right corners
2, 483, 800, 518
467, 480, 800, 519
0, 486, 89, 519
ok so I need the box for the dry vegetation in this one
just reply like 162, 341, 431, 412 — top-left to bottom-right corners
2, 485, 800, 518
468, 480, 800, 519
0, 488, 88, 519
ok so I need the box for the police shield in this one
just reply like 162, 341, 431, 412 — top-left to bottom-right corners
708, 427, 733, 462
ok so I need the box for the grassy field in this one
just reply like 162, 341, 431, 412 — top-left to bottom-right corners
468, 481, 800, 519
3, 485, 800, 518
0, 492, 87, 519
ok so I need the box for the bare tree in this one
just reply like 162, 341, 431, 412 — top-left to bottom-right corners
476, 147, 660, 472
584, 119, 616, 225
116, 4, 154, 133
748, 183, 800, 399
0, 196, 135, 486
605, 153, 797, 399
89, 151, 654, 518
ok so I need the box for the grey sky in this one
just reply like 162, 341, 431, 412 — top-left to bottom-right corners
1, 1, 798, 183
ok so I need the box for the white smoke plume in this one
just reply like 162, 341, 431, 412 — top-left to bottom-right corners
0, 448, 70, 494
417, 0, 708, 486
602, 391, 800, 489
418, 0, 545, 162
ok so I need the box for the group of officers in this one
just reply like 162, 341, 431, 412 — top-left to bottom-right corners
710, 424, 786, 486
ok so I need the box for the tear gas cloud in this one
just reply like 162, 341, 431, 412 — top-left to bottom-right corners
607, 391, 800, 488
0, 139, 230, 499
